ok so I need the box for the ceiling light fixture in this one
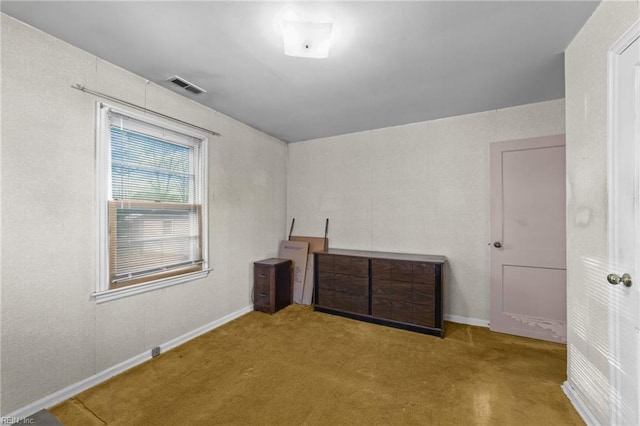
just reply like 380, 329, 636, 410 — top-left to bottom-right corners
281, 12, 334, 59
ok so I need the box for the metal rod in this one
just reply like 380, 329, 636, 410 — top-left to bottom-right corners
71, 83, 221, 137
288, 218, 295, 240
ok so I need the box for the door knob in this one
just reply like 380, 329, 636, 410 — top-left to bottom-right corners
493, 242, 502, 248
607, 273, 633, 287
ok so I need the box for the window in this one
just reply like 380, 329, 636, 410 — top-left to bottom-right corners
95, 104, 209, 301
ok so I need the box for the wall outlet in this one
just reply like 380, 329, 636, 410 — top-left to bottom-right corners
151, 346, 161, 358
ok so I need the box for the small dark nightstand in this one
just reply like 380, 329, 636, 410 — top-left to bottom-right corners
253, 258, 292, 314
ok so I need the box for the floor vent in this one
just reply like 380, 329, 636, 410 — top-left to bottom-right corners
168, 75, 206, 95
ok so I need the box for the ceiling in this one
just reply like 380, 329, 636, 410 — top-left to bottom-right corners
2, 1, 599, 143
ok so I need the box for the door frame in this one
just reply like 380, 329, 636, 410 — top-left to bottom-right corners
607, 18, 640, 426
607, 19, 640, 262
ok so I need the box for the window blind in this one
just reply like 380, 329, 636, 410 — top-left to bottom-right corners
107, 111, 204, 288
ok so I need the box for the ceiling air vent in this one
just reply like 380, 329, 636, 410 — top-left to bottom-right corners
167, 75, 207, 95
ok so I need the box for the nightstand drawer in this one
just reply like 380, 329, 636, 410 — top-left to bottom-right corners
254, 266, 271, 286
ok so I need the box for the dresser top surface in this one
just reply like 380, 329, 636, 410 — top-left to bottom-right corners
316, 248, 446, 264
254, 258, 292, 266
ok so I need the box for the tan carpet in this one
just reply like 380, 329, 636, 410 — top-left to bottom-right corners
50, 305, 582, 425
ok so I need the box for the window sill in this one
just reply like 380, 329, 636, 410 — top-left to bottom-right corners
92, 269, 211, 304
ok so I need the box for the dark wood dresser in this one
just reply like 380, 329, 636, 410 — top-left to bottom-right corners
253, 258, 292, 314
314, 249, 446, 337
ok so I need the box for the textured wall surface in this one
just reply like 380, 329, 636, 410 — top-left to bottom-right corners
287, 99, 565, 322
565, 1, 640, 424
1, 14, 287, 414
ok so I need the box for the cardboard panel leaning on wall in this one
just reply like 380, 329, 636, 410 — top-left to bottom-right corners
289, 236, 328, 304
279, 240, 309, 304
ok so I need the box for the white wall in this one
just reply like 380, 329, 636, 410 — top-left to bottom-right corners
0, 14, 287, 415
564, 1, 640, 424
287, 99, 565, 322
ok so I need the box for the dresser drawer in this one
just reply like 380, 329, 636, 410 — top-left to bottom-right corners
372, 259, 391, 280
318, 271, 368, 296
372, 280, 412, 303
373, 259, 437, 285
412, 304, 435, 328
390, 260, 414, 282
317, 253, 335, 273
372, 297, 433, 326
371, 297, 412, 323
318, 254, 368, 277
349, 294, 369, 315
390, 301, 413, 323
412, 283, 435, 305
413, 262, 437, 285
373, 279, 434, 304
317, 288, 343, 311
334, 256, 368, 277
372, 297, 392, 319
317, 288, 368, 314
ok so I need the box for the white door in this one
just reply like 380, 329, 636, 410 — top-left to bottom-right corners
608, 21, 640, 426
489, 135, 567, 343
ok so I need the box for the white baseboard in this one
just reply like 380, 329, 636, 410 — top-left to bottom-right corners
444, 314, 490, 328
562, 381, 601, 426
2, 304, 254, 423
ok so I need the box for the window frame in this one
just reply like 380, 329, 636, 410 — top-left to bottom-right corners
94, 102, 210, 303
